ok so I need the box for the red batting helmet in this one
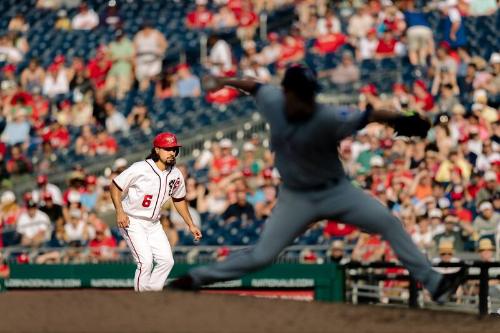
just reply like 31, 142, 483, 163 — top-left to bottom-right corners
153, 132, 182, 149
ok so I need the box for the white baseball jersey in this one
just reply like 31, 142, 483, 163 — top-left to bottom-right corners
112, 159, 186, 221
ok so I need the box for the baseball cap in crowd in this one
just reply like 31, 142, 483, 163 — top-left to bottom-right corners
451, 104, 466, 115
113, 158, 128, 172
484, 171, 496, 182
478, 238, 495, 251
0, 191, 15, 205
428, 208, 443, 219
267, 32, 279, 42
413, 79, 427, 91
438, 197, 451, 209
438, 241, 454, 254
242, 167, 253, 177
23, 192, 33, 203
331, 240, 344, 250
86, 175, 97, 185
369, 155, 384, 168
367, 28, 377, 36
262, 168, 273, 179
473, 89, 488, 102
68, 191, 81, 204
37, 175, 48, 185
490, 52, 500, 65
42, 192, 52, 201
479, 201, 493, 212
393, 83, 407, 93
219, 138, 233, 149
243, 142, 255, 152
69, 171, 85, 181
360, 84, 377, 95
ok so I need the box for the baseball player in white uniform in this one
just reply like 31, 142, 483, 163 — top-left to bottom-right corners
171, 65, 465, 304
110, 132, 202, 292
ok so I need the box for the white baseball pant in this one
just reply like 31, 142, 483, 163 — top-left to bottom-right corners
119, 216, 174, 291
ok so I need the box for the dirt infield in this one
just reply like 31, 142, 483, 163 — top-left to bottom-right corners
0, 290, 498, 333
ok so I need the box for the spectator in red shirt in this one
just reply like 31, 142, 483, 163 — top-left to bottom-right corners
375, 28, 397, 59
236, 0, 258, 41
324, 220, 359, 240
411, 79, 436, 114
89, 223, 117, 262
351, 233, 387, 263
211, 138, 239, 180
186, 0, 213, 29
41, 120, 70, 149
312, 29, 347, 55
277, 34, 305, 69
87, 47, 112, 89
95, 130, 118, 155
451, 196, 473, 223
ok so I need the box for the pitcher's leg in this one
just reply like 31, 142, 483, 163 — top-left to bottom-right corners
148, 222, 174, 291
320, 181, 441, 294
119, 221, 154, 292
190, 187, 316, 286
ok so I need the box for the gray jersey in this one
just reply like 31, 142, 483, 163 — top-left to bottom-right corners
256, 84, 365, 189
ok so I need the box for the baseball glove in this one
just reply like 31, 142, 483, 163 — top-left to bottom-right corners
389, 111, 431, 138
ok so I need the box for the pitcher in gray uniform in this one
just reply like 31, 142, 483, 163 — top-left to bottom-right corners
170, 64, 464, 303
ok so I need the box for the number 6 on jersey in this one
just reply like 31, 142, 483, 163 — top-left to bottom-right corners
142, 194, 153, 207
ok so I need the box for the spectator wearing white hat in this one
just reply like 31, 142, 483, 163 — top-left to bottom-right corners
433, 214, 470, 252
240, 142, 264, 178
63, 207, 94, 245
328, 240, 350, 265
211, 139, 239, 180
428, 208, 445, 237
471, 89, 498, 124
473, 201, 499, 245
16, 200, 52, 247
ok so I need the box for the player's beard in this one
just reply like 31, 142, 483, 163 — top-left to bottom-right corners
164, 156, 176, 166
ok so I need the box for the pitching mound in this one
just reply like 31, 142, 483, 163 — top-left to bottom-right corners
0, 290, 498, 333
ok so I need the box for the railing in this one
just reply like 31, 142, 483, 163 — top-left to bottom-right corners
1, 242, 331, 264
344, 261, 500, 316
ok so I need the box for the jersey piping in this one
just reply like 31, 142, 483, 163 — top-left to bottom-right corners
145, 160, 162, 219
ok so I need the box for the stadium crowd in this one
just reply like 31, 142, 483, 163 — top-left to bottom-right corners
0, 0, 498, 282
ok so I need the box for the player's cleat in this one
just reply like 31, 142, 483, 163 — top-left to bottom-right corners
431, 268, 466, 304
169, 275, 199, 291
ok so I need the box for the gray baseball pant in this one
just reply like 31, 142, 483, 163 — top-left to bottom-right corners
190, 178, 442, 294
